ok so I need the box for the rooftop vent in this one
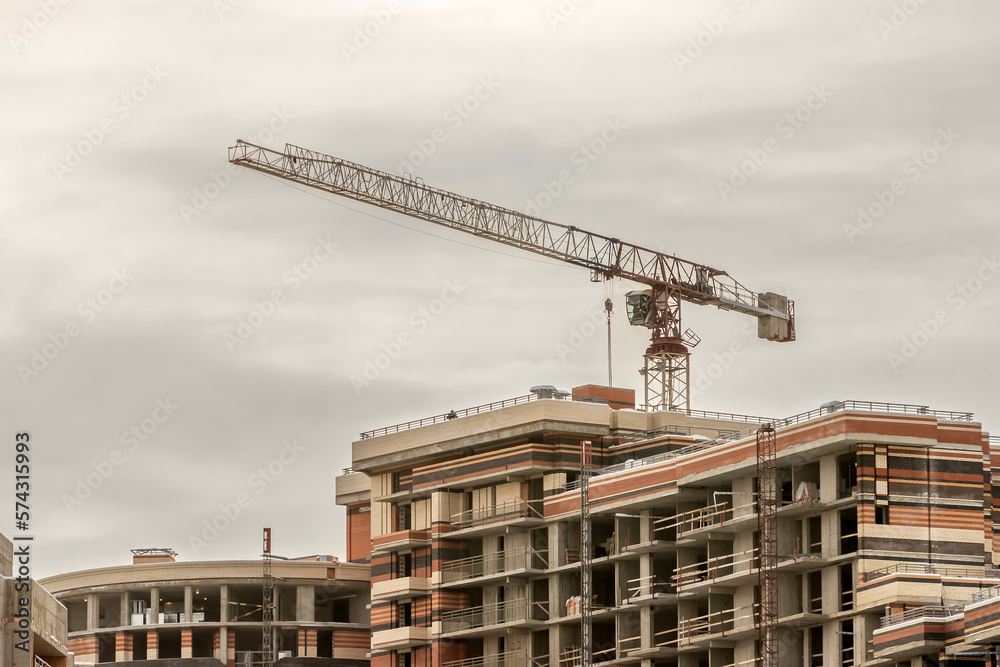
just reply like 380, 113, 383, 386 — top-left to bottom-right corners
820, 400, 845, 414
531, 385, 570, 400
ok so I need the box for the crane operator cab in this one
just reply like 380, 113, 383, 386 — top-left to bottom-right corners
625, 290, 655, 327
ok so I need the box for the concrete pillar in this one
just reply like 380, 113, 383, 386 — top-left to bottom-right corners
822, 510, 838, 559
116, 631, 133, 662
823, 620, 838, 666
150, 587, 160, 624
298, 628, 317, 658
227, 628, 236, 667
121, 592, 130, 628
639, 606, 654, 650
732, 476, 755, 518
184, 585, 193, 623
549, 522, 567, 567
819, 454, 837, 503
87, 595, 99, 630
147, 630, 159, 660
181, 628, 193, 659
220, 584, 229, 621
296, 585, 315, 622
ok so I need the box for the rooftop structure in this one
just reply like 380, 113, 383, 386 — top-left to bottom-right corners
335, 384, 1000, 667
38, 549, 371, 667
1, 532, 72, 667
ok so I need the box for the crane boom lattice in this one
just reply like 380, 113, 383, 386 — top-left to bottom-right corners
228, 140, 795, 411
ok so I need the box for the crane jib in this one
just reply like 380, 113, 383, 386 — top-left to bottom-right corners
228, 140, 794, 330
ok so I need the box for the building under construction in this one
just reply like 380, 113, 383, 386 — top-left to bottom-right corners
336, 385, 1000, 667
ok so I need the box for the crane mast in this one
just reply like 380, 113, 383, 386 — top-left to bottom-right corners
228, 140, 795, 411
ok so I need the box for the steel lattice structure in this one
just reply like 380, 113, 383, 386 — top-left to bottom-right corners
756, 425, 778, 667
580, 440, 594, 667
229, 140, 794, 411
262, 528, 274, 667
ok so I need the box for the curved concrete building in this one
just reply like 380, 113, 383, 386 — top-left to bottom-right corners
39, 550, 370, 667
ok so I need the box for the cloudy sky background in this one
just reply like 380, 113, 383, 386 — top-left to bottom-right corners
3, 0, 998, 577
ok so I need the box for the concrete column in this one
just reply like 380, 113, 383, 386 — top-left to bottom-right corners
823, 621, 838, 666
181, 628, 193, 659
296, 585, 314, 622
121, 591, 130, 628
87, 595, 99, 630
227, 627, 237, 667
298, 628, 317, 658
150, 587, 160, 624
147, 630, 159, 660
116, 631, 133, 662
822, 510, 838, 559
220, 584, 229, 621
184, 585, 193, 623
819, 454, 837, 503
549, 522, 567, 568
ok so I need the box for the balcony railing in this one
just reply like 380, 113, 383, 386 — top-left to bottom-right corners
443, 650, 537, 667
361, 394, 539, 438
679, 604, 758, 643
971, 584, 1000, 604
35, 657, 53, 667
441, 547, 547, 583
451, 499, 543, 529
864, 562, 1000, 583
441, 598, 547, 633
880, 605, 961, 628
673, 548, 758, 589
626, 575, 675, 600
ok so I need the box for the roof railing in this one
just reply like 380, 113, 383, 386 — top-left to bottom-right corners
880, 605, 960, 628
360, 396, 974, 440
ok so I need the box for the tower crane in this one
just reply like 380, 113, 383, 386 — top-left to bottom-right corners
227, 140, 795, 412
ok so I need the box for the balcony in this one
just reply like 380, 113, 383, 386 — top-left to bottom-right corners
370, 625, 432, 650
372, 529, 431, 552
443, 649, 546, 667
449, 499, 545, 536
440, 598, 548, 636
441, 547, 547, 586
667, 502, 757, 542
674, 548, 758, 593
678, 605, 759, 646
618, 628, 677, 660
372, 576, 432, 601
872, 606, 959, 660
622, 575, 675, 606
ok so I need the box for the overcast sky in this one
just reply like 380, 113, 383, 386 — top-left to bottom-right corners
3, 1, 998, 578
